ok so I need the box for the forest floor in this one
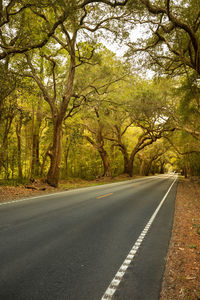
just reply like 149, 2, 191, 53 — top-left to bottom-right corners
0, 176, 199, 299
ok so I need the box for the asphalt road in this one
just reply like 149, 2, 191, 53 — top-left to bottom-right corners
0, 174, 178, 300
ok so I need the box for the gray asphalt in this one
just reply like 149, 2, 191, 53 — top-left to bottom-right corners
0, 175, 178, 300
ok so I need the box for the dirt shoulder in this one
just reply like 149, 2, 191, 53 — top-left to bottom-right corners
0, 175, 133, 204
160, 178, 200, 300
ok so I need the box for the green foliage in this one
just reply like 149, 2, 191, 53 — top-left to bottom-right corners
1, 1, 200, 184
126, 0, 200, 76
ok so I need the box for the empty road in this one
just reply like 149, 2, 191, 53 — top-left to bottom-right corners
0, 174, 178, 300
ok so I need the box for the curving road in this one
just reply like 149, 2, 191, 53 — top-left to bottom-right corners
0, 174, 178, 300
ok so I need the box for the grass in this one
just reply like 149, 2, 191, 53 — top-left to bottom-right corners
192, 223, 200, 235
0, 178, 30, 186
189, 244, 197, 249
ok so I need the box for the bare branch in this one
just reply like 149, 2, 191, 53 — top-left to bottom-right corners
79, 0, 128, 8
0, 10, 70, 60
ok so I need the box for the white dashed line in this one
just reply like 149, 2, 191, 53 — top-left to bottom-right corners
101, 175, 178, 300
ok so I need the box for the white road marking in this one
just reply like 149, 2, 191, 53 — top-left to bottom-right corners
101, 175, 178, 300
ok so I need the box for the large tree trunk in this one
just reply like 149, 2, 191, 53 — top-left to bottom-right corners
123, 154, 131, 175
160, 161, 165, 174
25, 40, 76, 187
140, 159, 146, 176
47, 119, 62, 187
119, 144, 131, 175
125, 160, 134, 177
120, 145, 134, 176
99, 147, 112, 177
126, 149, 138, 177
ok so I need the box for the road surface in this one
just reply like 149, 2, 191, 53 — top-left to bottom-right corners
0, 174, 178, 300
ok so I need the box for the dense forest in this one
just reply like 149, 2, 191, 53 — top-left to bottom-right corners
0, 0, 200, 187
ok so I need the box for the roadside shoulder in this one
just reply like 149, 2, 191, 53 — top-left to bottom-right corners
160, 178, 200, 299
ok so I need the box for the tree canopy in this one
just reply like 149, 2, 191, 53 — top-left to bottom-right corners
0, 0, 200, 186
